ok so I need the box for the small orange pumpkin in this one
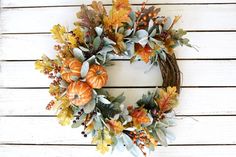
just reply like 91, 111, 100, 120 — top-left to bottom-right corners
60, 58, 82, 83
86, 64, 108, 89
67, 81, 92, 106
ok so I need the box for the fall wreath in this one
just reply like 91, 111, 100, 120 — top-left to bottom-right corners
35, 0, 192, 156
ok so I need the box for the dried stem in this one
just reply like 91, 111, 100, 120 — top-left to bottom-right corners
158, 54, 181, 93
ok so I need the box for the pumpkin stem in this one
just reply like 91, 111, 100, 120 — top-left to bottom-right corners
96, 70, 102, 75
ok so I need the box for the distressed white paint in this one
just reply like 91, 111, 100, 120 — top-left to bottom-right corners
1, 145, 236, 157
1, 60, 236, 87
2, 0, 236, 7
1, 5, 236, 33
2, 32, 236, 60
1, 116, 236, 144
1, 88, 236, 115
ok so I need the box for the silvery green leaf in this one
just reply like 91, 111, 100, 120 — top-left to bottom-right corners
129, 11, 136, 21
156, 121, 169, 128
165, 129, 176, 141
138, 38, 148, 47
118, 27, 125, 34
112, 93, 126, 103
126, 42, 135, 56
56, 73, 61, 78
163, 17, 172, 30
156, 129, 168, 146
83, 99, 96, 113
122, 133, 133, 150
70, 76, 79, 81
148, 41, 155, 49
73, 48, 85, 61
136, 29, 148, 39
95, 58, 101, 65
124, 29, 133, 37
79, 46, 89, 52
159, 51, 167, 61
129, 145, 145, 157
87, 55, 96, 65
150, 28, 156, 37
158, 25, 163, 34
71, 113, 86, 128
59, 80, 68, 88
98, 45, 113, 54
94, 115, 103, 130
104, 37, 116, 45
148, 19, 154, 32
93, 36, 101, 50
99, 97, 111, 104
96, 54, 104, 61
95, 27, 103, 36
80, 61, 89, 78
150, 37, 159, 44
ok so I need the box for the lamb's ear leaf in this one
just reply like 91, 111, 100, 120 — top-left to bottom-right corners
79, 46, 90, 52
93, 36, 101, 51
95, 27, 103, 36
70, 76, 79, 81
148, 19, 154, 32
73, 48, 85, 61
71, 113, 86, 128
80, 61, 89, 78
83, 99, 96, 113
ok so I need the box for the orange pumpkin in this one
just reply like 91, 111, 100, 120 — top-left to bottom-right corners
86, 64, 108, 89
60, 58, 82, 83
67, 81, 92, 106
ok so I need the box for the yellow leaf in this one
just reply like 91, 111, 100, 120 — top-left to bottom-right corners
92, 129, 112, 154
57, 107, 73, 126
51, 24, 66, 43
49, 83, 60, 96
107, 120, 124, 134
156, 86, 178, 112
67, 34, 77, 48
104, 8, 130, 29
73, 26, 84, 43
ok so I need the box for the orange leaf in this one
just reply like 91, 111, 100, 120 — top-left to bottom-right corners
135, 44, 154, 63
113, 0, 131, 10
156, 86, 178, 112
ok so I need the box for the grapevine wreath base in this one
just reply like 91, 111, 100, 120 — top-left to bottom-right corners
35, 0, 192, 156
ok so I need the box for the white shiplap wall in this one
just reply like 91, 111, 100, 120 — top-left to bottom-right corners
1, 0, 236, 157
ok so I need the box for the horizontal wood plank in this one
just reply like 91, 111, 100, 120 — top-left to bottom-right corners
1, 60, 236, 87
2, 0, 236, 8
1, 32, 236, 60
1, 145, 236, 157
1, 88, 236, 116
0, 116, 236, 144
1, 5, 236, 33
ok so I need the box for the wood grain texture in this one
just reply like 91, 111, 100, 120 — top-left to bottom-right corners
1, 116, 236, 144
1, 88, 236, 116
1, 145, 236, 157
2, 32, 236, 60
2, 0, 236, 7
1, 5, 236, 33
1, 60, 236, 87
